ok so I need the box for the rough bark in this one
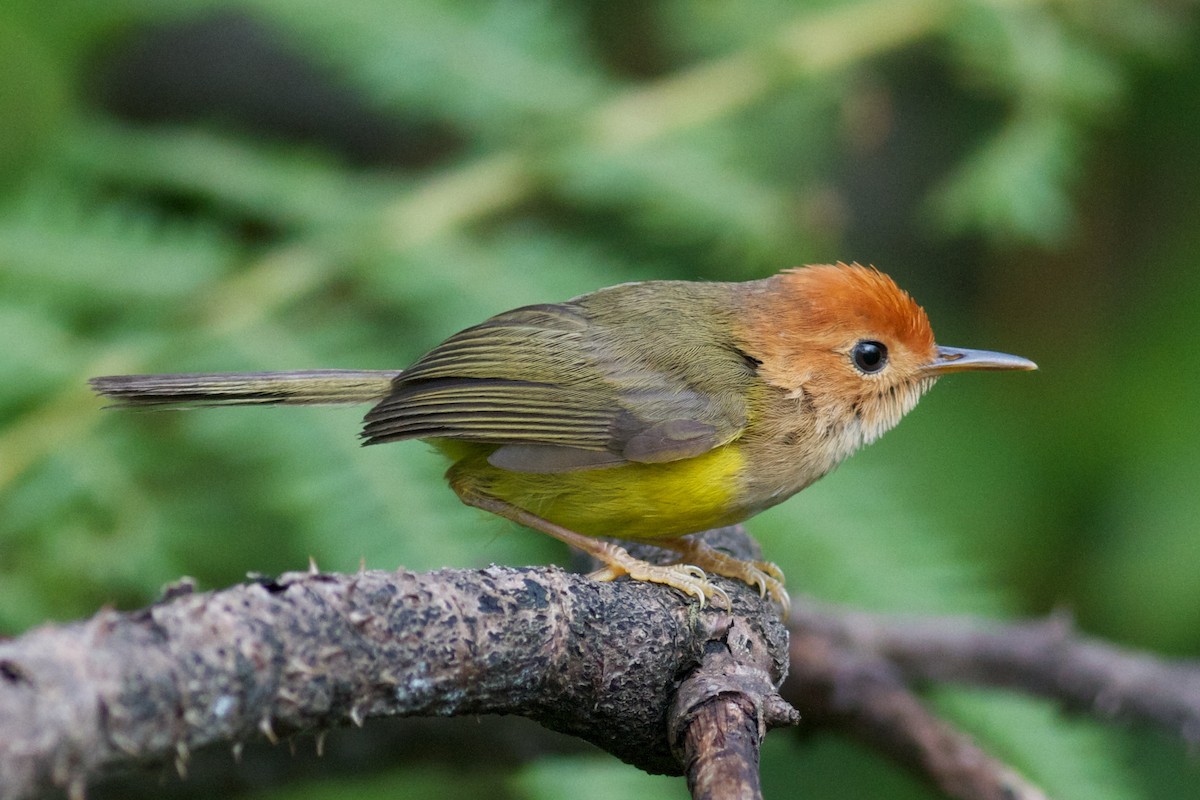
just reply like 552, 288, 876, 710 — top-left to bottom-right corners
0, 529, 794, 800
5, 534, 1200, 800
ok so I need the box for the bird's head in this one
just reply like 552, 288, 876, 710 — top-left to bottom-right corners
742, 262, 1036, 453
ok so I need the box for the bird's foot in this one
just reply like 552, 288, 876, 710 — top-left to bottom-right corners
446, 483, 735, 609
588, 542, 731, 609
659, 538, 790, 614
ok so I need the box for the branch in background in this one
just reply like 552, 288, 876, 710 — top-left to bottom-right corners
0, 528, 794, 800
789, 603, 1200, 745
783, 628, 1049, 800
783, 601, 1200, 800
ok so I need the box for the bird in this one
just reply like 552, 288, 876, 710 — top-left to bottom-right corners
90, 263, 1036, 611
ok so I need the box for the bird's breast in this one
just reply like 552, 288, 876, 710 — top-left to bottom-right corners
733, 385, 865, 511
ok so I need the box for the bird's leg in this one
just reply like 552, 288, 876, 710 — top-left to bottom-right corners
656, 537, 790, 613
451, 481, 730, 609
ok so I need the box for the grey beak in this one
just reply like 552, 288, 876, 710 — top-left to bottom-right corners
924, 346, 1038, 375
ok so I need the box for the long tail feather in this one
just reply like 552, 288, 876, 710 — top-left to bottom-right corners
90, 370, 401, 407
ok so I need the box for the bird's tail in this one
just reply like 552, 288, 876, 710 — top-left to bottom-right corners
90, 370, 401, 408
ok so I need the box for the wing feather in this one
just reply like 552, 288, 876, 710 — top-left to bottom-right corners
362, 289, 756, 472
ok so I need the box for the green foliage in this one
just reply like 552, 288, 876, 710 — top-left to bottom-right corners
253, 765, 517, 800
1, 0, 1198, 798
513, 756, 688, 800
932, 689, 1140, 800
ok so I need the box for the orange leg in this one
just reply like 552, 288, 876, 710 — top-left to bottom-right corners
452, 481, 730, 609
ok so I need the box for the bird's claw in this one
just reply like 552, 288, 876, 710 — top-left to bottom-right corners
658, 539, 791, 616
588, 550, 731, 609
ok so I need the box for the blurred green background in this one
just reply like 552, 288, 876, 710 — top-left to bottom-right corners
1, 0, 1198, 798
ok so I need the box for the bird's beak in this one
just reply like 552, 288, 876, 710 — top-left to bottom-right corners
923, 346, 1038, 375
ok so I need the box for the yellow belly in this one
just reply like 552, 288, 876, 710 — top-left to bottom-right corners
438, 441, 748, 541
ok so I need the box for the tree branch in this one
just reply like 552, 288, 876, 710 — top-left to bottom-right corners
788, 603, 1200, 744
669, 614, 798, 800
0, 529, 794, 800
6, 534, 1200, 800
68, 715, 595, 799
783, 626, 1048, 800
783, 600, 1200, 800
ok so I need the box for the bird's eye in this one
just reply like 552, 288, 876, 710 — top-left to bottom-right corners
851, 340, 888, 374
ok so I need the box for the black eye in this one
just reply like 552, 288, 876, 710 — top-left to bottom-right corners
851, 340, 888, 374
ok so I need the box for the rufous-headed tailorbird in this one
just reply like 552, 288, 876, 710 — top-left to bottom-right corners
91, 263, 1036, 612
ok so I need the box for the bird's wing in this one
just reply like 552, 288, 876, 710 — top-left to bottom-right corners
361, 300, 754, 472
